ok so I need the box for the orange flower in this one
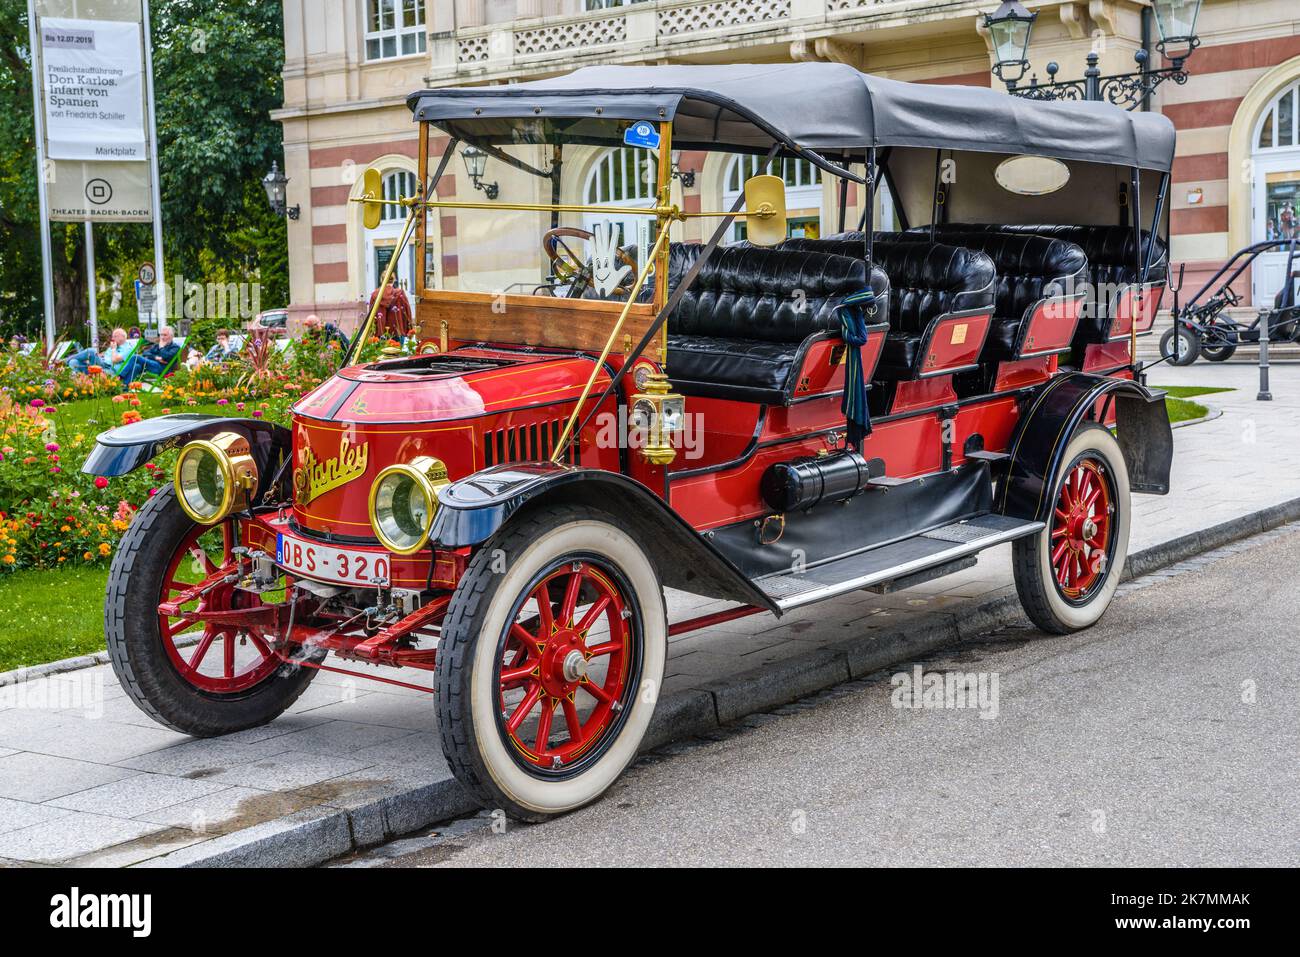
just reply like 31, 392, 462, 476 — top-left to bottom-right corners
121, 410, 142, 425
129, 381, 144, 391
88, 365, 103, 375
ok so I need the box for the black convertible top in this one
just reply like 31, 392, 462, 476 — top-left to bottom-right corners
407, 63, 1176, 173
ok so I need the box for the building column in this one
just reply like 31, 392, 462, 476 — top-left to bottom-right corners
516, 0, 543, 18
457, 0, 487, 28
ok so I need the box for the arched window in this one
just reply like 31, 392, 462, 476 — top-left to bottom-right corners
1250, 79, 1300, 304
585, 148, 657, 205
1256, 80, 1299, 151
381, 170, 417, 222
722, 155, 823, 241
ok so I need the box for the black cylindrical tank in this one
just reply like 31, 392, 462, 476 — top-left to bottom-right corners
760, 450, 875, 512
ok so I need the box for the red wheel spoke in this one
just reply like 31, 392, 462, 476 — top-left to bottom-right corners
1051, 539, 1070, 566
188, 631, 216, 671
581, 678, 614, 705
575, 595, 611, 635
246, 631, 273, 660
223, 631, 236, 679
562, 696, 584, 744
561, 568, 584, 624
500, 663, 536, 688
585, 640, 619, 658
507, 683, 541, 733
535, 699, 554, 753
535, 585, 555, 635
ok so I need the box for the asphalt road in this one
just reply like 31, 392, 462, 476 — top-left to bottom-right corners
344, 525, 1300, 867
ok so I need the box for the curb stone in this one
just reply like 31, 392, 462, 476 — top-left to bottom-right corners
109, 494, 1300, 865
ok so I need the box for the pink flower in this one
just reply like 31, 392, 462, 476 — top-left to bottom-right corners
94, 476, 108, 489
45, 442, 59, 452
216, 398, 229, 406
29, 398, 44, 408
148, 488, 157, 497
252, 410, 263, 418
50, 466, 61, 473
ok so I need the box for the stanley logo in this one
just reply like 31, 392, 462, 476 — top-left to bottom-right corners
294, 437, 369, 505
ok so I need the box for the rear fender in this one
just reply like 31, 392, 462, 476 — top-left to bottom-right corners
430, 463, 778, 613
1001, 373, 1172, 522
82, 414, 292, 505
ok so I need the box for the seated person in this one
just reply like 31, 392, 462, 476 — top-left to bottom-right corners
301, 314, 349, 348
63, 328, 131, 375
119, 326, 181, 387
202, 329, 241, 364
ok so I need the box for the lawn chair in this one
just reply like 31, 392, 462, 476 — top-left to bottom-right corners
136, 336, 187, 392
49, 340, 77, 362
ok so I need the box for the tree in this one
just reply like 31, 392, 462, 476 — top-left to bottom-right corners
0, 0, 288, 342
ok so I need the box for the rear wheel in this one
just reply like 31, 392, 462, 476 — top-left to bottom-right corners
1201, 318, 1239, 362
1013, 424, 1131, 634
105, 484, 317, 736
1159, 325, 1200, 365
435, 505, 666, 821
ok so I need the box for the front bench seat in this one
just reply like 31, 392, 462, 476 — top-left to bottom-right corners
664, 244, 890, 405
787, 238, 996, 378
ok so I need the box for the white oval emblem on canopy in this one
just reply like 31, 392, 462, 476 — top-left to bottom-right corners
994, 155, 1072, 196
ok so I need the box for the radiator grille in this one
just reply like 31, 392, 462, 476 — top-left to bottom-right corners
483, 419, 580, 467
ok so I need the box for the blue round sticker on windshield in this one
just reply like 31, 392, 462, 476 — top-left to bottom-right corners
624, 122, 661, 150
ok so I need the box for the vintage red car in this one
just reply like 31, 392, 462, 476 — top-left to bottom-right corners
85, 64, 1175, 820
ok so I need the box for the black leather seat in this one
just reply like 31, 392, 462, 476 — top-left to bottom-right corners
911, 224, 1167, 345
827, 230, 1086, 360
787, 237, 995, 378
664, 243, 889, 405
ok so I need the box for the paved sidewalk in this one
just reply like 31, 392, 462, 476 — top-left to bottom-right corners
0, 361, 1296, 867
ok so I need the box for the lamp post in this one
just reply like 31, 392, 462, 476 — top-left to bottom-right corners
261, 161, 300, 220
461, 146, 499, 200
986, 0, 1203, 111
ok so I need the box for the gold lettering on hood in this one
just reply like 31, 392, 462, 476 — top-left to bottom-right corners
294, 437, 369, 505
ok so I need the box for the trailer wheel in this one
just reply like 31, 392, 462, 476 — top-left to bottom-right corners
1159, 325, 1200, 365
1012, 424, 1131, 634
435, 505, 666, 821
105, 484, 317, 736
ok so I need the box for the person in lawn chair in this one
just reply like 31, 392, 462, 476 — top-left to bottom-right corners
62, 327, 131, 375
301, 313, 349, 348
202, 329, 241, 364
118, 326, 181, 388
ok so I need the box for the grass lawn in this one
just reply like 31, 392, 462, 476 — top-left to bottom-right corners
0, 565, 109, 671
1154, 385, 1233, 426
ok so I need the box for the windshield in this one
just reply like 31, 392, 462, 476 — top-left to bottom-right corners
421, 119, 668, 304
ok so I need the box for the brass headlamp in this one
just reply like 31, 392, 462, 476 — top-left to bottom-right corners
173, 432, 260, 524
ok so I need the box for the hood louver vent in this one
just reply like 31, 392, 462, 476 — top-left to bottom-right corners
483, 419, 579, 468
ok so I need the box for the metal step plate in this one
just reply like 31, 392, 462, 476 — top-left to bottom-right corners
756, 513, 1043, 611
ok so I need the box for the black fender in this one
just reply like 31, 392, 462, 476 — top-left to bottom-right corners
81, 414, 293, 505
1000, 372, 1172, 522
430, 463, 779, 613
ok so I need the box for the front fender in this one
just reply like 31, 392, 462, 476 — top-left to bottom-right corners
431, 463, 778, 613
82, 414, 292, 491
1001, 373, 1172, 522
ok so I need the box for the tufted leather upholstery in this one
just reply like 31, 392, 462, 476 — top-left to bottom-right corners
664, 243, 889, 404
908, 224, 1168, 345
788, 237, 995, 378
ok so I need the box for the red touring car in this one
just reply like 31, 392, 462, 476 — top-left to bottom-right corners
86, 64, 1175, 820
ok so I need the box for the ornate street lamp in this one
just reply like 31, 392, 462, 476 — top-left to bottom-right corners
985, 1, 1037, 85
461, 146, 499, 200
988, 0, 1203, 111
261, 161, 299, 220
671, 150, 697, 188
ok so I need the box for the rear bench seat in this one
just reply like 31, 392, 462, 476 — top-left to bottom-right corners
785, 237, 995, 379
910, 224, 1168, 351
664, 243, 889, 405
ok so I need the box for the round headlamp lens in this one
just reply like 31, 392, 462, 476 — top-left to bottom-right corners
177, 444, 228, 523
373, 470, 433, 553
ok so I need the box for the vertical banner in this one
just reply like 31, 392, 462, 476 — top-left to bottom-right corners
41, 18, 147, 161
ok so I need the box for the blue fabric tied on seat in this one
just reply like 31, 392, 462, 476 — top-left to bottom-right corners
837, 288, 877, 449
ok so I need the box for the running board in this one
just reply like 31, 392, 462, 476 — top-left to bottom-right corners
755, 514, 1043, 611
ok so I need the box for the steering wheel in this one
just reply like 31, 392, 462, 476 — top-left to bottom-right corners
1221, 285, 1242, 307
542, 227, 637, 298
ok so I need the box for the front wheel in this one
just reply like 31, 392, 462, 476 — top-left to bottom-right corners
1159, 325, 1200, 365
1012, 424, 1131, 634
435, 505, 667, 821
105, 484, 318, 736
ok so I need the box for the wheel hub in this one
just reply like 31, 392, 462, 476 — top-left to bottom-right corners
538, 628, 589, 698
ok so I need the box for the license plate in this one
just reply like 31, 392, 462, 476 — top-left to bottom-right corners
276, 533, 391, 586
